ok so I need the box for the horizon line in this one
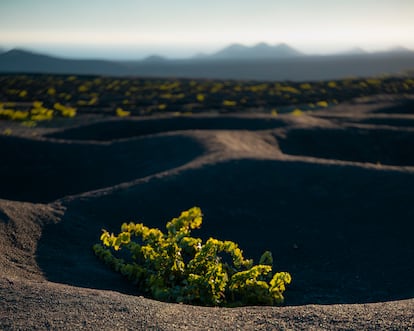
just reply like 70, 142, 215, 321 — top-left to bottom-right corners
1, 42, 413, 61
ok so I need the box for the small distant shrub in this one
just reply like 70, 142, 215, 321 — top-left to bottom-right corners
54, 103, 77, 118
21, 120, 37, 127
93, 207, 291, 307
2, 128, 12, 136
222, 100, 237, 107
291, 109, 303, 116
116, 107, 131, 117
196, 93, 205, 102
47, 87, 56, 96
19, 90, 27, 98
316, 100, 329, 108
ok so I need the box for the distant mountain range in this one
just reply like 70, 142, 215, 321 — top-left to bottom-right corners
0, 48, 129, 76
196, 42, 303, 60
1, 43, 414, 81
187, 43, 412, 60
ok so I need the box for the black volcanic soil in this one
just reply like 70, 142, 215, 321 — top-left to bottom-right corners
1, 96, 414, 330
276, 127, 414, 166
0, 133, 205, 202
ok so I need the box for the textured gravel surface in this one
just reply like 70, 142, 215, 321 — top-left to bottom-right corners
1, 100, 414, 330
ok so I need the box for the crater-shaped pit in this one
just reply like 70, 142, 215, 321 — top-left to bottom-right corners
277, 127, 414, 166
46, 116, 286, 141
0, 134, 204, 203
352, 117, 414, 128
37, 159, 414, 305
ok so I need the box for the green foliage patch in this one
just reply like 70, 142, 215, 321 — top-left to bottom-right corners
2, 74, 414, 118
93, 207, 291, 307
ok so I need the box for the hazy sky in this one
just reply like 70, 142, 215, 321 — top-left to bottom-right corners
1, 0, 413, 59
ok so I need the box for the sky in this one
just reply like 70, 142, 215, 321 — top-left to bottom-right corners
0, 0, 413, 60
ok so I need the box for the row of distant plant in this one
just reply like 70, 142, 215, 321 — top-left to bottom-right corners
1, 74, 413, 125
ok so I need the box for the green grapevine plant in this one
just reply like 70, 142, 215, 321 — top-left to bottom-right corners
93, 207, 291, 306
